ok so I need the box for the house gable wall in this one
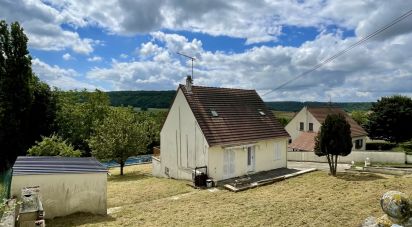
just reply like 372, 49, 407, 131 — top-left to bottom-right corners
285, 107, 321, 141
160, 88, 208, 179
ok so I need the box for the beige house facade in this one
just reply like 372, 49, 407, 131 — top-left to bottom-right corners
285, 106, 368, 151
153, 78, 289, 182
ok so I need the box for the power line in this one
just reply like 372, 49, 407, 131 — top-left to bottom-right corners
262, 9, 412, 97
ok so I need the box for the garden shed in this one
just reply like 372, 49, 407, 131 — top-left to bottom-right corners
10, 156, 107, 219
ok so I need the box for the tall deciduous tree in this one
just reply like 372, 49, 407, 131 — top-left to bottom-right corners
366, 95, 412, 144
55, 89, 110, 155
315, 114, 353, 176
0, 21, 33, 170
89, 107, 149, 175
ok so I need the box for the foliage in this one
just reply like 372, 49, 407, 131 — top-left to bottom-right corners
54, 89, 110, 155
315, 114, 353, 176
266, 101, 373, 112
106, 90, 176, 108
0, 21, 56, 171
27, 134, 81, 157
277, 117, 290, 127
350, 110, 368, 128
89, 107, 151, 175
135, 111, 167, 154
27, 77, 57, 146
400, 140, 412, 154
365, 142, 397, 151
366, 95, 412, 143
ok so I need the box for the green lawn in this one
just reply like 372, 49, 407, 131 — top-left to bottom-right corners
48, 164, 412, 226
272, 111, 295, 120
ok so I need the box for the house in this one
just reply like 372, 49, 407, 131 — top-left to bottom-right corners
285, 106, 368, 152
11, 156, 107, 219
152, 77, 289, 182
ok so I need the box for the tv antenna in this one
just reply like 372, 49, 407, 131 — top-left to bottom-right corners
177, 52, 196, 80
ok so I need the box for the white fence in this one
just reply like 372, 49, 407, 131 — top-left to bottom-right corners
288, 151, 409, 164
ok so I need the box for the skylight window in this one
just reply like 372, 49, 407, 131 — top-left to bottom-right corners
258, 109, 266, 116
211, 110, 218, 117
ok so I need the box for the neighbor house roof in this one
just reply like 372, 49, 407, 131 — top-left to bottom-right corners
13, 156, 107, 176
307, 106, 367, 137
288, 132, 317, 152
179, 85, 289, 146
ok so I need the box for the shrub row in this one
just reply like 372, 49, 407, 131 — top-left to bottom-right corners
365, 142, 397, 151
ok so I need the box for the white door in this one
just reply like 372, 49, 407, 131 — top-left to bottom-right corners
223, 149, 236, 179
247, 146, 255, 172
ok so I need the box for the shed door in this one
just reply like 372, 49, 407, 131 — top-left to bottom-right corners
223, 149, 236, 179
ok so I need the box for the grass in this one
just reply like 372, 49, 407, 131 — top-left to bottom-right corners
272, 111, 295, 120
48, 164, 412, 227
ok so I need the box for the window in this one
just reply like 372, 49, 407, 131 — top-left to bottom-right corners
308, 123, 313, 131
274, 142, 281, 160
258, 109, 266, 116
288, 139, 292, 144
299, 122, 304, 131
355, 139, 363, 149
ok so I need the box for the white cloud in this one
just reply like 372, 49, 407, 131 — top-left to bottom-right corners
32, 58, 100, 90
87, 56, 103, 62
119, 53, 128, 59
62, 53, 72, 61
87, 30, 412, 101
3, 0, 412, 101
0, 0, 98, 54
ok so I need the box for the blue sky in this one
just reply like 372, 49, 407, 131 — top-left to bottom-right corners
1, 0, 412, 101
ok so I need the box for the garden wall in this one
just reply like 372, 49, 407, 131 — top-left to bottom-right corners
288, 151, 407, 164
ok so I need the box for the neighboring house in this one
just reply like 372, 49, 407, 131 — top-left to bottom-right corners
152, 77, 289, 182
285, 106, 368, 152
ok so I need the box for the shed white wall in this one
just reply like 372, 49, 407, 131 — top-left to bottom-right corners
158, 88, 208, 180
11, 173, 107, 219
208, 138, 288, 181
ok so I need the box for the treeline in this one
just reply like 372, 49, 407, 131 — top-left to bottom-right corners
266, 101, 373, 112
107, 90, 175, 109
100, 91, 374, 112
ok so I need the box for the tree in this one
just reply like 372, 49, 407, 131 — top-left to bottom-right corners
89, 107, 149, 175
27, 134, 81, 157
0, 21, 34, 171
350, 110, 368, 128
55, 89, 110, 155
366, 95, 412, 143
315, 114, 353, 176
27, 77, 57, 146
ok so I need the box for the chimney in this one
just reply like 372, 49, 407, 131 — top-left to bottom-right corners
186, 75, 193, 92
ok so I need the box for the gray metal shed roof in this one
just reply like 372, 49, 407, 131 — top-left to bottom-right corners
13, 156, 108, 176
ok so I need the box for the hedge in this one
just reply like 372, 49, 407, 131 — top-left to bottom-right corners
365, 142, 397, 151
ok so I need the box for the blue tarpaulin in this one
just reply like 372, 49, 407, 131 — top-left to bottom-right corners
102, 155, 152, 168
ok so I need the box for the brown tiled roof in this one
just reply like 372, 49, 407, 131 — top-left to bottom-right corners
307, 106, 367, 137
288, 132, 316, 152
180, 85, 289, 147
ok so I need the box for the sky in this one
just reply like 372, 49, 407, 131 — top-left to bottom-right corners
1, 0, 412, 102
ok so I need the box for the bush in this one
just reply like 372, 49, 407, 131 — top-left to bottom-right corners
27, 134, 81, 157
365, 142, 397, 151
401, 141, 412, 154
